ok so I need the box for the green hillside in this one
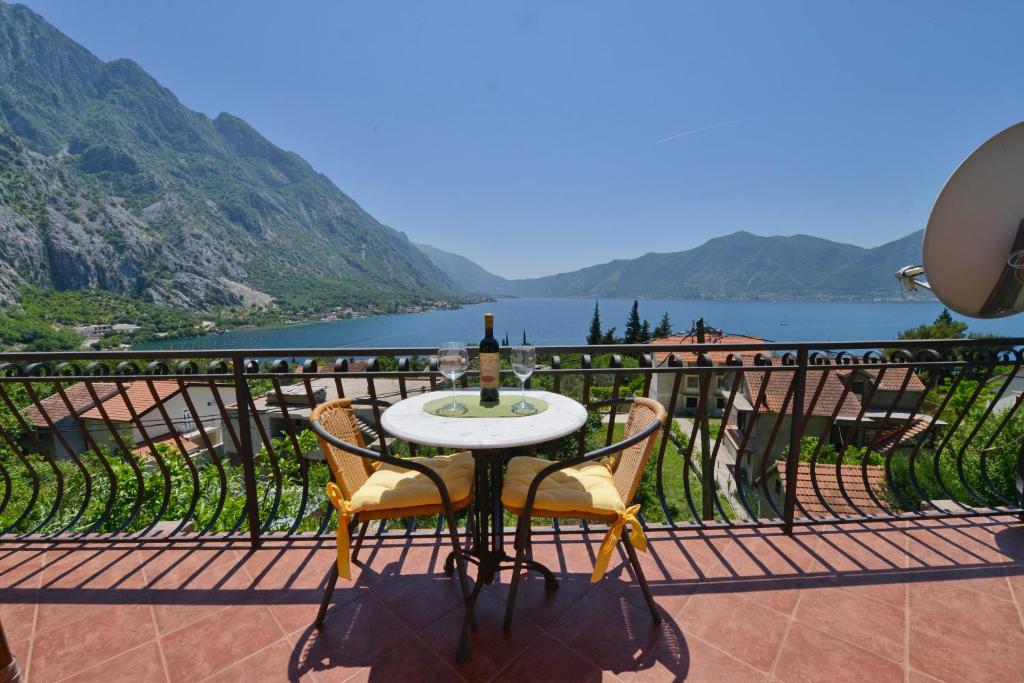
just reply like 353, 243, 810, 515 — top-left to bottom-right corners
421, 230, 926, 301
0, 1, 455, 315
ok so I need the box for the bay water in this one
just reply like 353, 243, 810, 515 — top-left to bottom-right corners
138, 298, 1022, 351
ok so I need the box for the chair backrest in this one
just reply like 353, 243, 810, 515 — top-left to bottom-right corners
608, 397, 667, 504
310, 398, 373, 499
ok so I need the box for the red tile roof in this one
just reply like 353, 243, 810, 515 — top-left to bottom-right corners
837, 367, 927, 393
744, 366, 863, 419
23, 382, 118, 427
778, 461, 888, 517
80, 380, 182, 422
132, 433, 203, 458
872, 417, 935, 453
652, 333, 764, 364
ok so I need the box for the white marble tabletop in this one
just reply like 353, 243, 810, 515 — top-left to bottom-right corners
381, 390, 588, 450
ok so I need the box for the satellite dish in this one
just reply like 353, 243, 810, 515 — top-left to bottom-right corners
920, 121, 1024, 318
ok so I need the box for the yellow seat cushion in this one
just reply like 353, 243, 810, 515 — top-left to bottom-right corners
501, 456, 625, 516
348, 451, 474, 513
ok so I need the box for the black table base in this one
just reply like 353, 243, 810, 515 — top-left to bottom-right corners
449, 448, 558, 661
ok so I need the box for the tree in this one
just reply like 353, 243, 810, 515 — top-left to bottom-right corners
639, 320, 651, 343
898, 308, 968, 340
521, 329, 528, 345
600, 326, 619, 344
652, 311, 672, 338
624, 300, 642, 343
587, 301, 603, 345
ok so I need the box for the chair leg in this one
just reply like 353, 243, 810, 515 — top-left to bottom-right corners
502, 517, 529, 630
621, 532, 661, 624
456, 572, 486, 662
444, 509, 472, 606
350, 521, 370, 563
314, 561, 340, 628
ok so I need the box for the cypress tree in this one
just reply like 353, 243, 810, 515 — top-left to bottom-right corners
639, 319, 651, 343
653, 311, 672, 338
587, 301, 603, 345
624, 300, 642, 343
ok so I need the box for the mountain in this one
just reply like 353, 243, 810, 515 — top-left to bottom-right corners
0, 2, 455, 311
419, 230, 926, 301
414, 243, 517, 296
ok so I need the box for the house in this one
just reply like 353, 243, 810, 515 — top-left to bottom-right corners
717, 360, 935, 518
24, 380, 235, 460
24, 382, 119, 459
649, 332, 764, 417
223, 373, 433, 459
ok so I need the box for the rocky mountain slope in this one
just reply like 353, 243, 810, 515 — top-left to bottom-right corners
0, 2, 454, 311
420, 230, 926, 301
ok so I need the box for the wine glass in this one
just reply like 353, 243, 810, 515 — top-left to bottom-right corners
437, 342, 469, 416
510, 345, 536, 414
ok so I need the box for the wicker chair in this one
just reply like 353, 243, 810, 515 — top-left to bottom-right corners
499, 396, 667, 628
310, 398, 474, 627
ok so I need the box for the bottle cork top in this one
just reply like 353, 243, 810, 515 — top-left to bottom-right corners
484, 312, 494, 323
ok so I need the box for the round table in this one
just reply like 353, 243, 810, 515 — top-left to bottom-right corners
382, 389, 587, 658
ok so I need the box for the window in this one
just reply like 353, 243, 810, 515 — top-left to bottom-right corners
716, 397, 726, 410
686, 375, 700, 390
181, 409, 195, 433
737, 413, 747, 430
685, 397, 698, 409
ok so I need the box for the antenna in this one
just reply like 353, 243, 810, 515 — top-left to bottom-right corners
895, 265, 931, 293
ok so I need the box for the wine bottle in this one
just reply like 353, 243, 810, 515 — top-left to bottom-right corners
479, 312, 500, 404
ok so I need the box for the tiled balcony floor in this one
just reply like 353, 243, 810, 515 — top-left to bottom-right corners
1, 516, 1022, 682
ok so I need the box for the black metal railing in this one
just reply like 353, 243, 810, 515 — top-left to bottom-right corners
0, 337, 1020, 545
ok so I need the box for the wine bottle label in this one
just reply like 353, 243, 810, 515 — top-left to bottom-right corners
479, 353, 500, 388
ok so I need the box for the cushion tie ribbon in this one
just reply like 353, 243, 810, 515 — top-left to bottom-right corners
325, 482, 355, 580
590, 504, 647, 583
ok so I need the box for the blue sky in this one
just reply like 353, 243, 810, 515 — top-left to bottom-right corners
19, 1, 1024, 278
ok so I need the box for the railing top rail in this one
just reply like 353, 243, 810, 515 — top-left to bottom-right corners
0, 336, 1021, 362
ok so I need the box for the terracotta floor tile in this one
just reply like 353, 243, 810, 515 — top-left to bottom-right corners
0, 548, 45, 588
909, 625, 1023, 682
34, 586, 151, 637
291, 593, 414, 680
41, 547, 144, 590
795, 585, 905, 662
136, 544, 244, 583
675, 589, 789, 672
203, 638, 316, 682
910, 565, 1013, 601
354, 539, 453, 587
62, 640, 168, 683
0, 598, 36, 642
489, 569, 596, 628
548, 586, 687, 679
160, 602, 284, 681
345, 636, 463, 683
619, 634, 767, 683
373, 570, 471, 632
9, 640, 29, 682
30, 603, 157, 682
773, 622, 903, 683
240, 545, 339, 592
146, 547, 260, 635
908, 578, 1024, 647
907, 669, 944, 683
421, 591, 541, 681
491, 635, 614, 683
7, 520, 1024, 682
